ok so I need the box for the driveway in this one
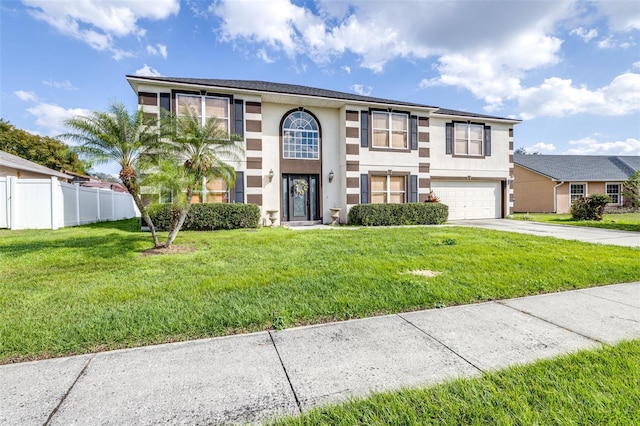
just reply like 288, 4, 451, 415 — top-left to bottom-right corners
453, 219, 640, 247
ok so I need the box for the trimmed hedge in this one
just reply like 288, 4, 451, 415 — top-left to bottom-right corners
348, 202, 449, 226
148, 203, 261, 231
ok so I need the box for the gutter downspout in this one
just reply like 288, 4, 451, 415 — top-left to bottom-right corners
553, 180, 564, 213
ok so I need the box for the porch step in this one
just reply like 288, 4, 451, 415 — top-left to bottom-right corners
282, 220, 322, 227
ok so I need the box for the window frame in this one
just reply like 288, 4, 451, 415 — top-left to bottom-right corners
369, 173, 408, 204
370, 110, 409, 151
453, 122, 485, 157
175, 93, 231, 133
281, 110, 320, 160
569, 182, 587, 205
605, 182, 622, 205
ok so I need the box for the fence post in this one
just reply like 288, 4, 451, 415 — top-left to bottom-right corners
75, 183, 80, 226
8, 176, 16, 229
111, 187, 116, 220
50, 177, 59, 230
96, 187, 101, 221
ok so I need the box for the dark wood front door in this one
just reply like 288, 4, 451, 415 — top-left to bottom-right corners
282, 174, 319, 222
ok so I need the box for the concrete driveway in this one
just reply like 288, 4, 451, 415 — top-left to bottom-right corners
453, 219, 640, 247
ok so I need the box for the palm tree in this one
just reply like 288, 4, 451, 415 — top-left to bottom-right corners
156, 106, 243, 247
61, 102, 162, 248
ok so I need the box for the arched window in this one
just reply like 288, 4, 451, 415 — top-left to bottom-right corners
282, 111, 319, 159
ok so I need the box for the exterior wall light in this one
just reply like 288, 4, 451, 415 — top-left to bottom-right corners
268, 169, 274, 182
328, 170, 335, 183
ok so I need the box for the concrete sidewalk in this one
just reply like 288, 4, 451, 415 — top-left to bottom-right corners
454, 219, 640, 247
2, 282, 639, 425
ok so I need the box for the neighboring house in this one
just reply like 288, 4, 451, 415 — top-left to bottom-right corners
64, 170, 128, 193
0, 149, 72, 181
513, 154, 640, 214
127, 75, 520, 223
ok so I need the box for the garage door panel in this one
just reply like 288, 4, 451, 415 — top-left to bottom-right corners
431, 181, 501, 220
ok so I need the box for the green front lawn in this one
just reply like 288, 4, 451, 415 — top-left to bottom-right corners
512, 212, 640, 232
1, 219, 639, 363
271, 339, 640, 425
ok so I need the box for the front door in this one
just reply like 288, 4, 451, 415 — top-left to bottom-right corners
282, 174, 319, 222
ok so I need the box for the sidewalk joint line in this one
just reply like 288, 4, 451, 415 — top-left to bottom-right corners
396, 313, 485, 374
575, 288, 640, 310
496, 301, 608, 346
43, 354, 95, 426
268, 331, 303, 414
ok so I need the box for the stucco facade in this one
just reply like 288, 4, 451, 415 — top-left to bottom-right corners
128, 76, 519, 224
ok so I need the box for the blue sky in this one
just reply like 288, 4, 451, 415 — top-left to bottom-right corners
1, 0, 639, 175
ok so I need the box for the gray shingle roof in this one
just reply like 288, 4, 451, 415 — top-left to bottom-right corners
514, 153, 640, 181
0, 150, 72, 179
126, 75, 519, 122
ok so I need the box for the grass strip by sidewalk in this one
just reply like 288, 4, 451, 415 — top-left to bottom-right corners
271, 340, 640, 425
1, 219, 639, 363
512, 212, 640, 232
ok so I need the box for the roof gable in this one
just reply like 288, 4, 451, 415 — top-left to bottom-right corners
514, 154, 640, 181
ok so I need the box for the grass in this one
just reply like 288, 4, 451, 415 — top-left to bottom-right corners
512, 212, 640, 232
270, 339, 640, 425
1, 219, 640, 363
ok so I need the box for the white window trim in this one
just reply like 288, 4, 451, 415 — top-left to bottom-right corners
371, 175, 407, 204
605, 182, 622, 205
454, 122, 484, 157
371, 111, 408, 150
569, 182, 587, 205
175, 93, 230, 131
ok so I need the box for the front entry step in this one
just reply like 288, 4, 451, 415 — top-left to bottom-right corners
283, 220, 322, 227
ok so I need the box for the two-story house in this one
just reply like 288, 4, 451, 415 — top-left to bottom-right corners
126, 75, 519, 224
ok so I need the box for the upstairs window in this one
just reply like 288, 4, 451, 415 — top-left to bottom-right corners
454, 123, 484, 156
176, 94, 230, 132
282, 111, 319, 159
372, 112, 408, 149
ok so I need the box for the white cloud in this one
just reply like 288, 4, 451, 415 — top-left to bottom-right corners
27, 103, 91, 136
257, 48, 275, 63
633, 61, 640, 70
351, 84, 372, 96
596, 1, 640, 32
42, 79, 76, 89
525, 142, 557, 153
570, 27, 598, 42
15, 90, 38, 102
341, 65, 351, 74
22, 0, 179, 59
134, 64, 162, 77
517, 73, 640, 119
146, 43, 168, 59
564, 137, 640, 155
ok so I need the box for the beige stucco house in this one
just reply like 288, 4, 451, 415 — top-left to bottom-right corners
0, 149, 72, 181
127, 75, 520, 224
513, 154, 640, 213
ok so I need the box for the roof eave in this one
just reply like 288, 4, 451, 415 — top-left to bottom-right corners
431, 111, 521, 124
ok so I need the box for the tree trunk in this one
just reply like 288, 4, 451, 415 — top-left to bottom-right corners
120, 166, 162, 248
164, 194, 192, 247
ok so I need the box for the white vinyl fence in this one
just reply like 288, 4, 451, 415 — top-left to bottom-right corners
0, 176, 139, 230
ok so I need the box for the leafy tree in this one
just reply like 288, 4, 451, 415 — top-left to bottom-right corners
514, 147, 540, 155
622, 170, 640, 211
153, 107, 243, 247
0, 119, 87, 173
61, 103, 163, 248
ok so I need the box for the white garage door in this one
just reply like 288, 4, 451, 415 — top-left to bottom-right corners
431, 181, 502, 220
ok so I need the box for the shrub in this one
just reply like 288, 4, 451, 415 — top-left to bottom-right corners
348, 203, 449, 226
570, 194, 610, 221
148, 203, 260, 231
